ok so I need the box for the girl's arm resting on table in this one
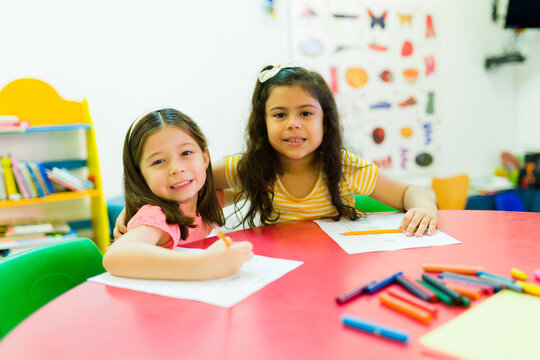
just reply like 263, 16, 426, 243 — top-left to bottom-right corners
103, 225, 254, 280
369, 172, 438, 236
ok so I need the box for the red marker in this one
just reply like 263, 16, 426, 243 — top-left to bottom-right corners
387, 287, 438, 315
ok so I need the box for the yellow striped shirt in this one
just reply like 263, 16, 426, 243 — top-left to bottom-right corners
225, 150, 378, 223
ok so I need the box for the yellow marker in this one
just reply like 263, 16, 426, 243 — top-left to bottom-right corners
517, 281, 540, 297
511, 268, 527, 281
217, 230, 232, 247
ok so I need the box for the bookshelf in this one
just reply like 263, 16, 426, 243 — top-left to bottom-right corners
0, 78, 110, 253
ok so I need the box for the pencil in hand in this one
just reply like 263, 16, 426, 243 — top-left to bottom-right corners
217, 230, 232, 247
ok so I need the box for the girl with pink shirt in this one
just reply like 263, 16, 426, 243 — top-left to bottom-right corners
103, 108, 253, 280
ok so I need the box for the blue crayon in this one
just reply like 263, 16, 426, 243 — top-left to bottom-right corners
478, 274, 523, 292
477, 271, 516, 283
342, 314, 409, 343
438, 272, 502, 292
365, 272, 403, 294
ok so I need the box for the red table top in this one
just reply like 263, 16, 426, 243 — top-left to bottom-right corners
2, 210, 539, 359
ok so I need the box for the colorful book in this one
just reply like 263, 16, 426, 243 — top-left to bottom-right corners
1, 156, 21, 200
25, 161, 45, 197
1, 221, 71, 240
46, 169, 81, 191
0, 166, 7, 201
0, 120, 24, 127
0, 115, 19, 123
28, 161, 49, 195
53, 167, 94, 190
0, 120, 29, 132
18, 161, 38, 198
35, 161, 55, 194
9, 154, 31, 199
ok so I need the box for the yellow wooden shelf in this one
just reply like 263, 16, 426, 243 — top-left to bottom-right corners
0, 190, 100, 208
0, 78, 110, 253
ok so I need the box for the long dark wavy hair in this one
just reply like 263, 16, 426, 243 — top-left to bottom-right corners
123, 108, 225, 240
235, 66, 360, 228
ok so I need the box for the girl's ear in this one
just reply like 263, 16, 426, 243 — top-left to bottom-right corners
203, 148, 210, 170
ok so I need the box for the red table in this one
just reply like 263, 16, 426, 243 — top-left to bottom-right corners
1, 211, 539, 359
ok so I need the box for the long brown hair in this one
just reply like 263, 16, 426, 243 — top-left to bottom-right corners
123, 108, 225, 239
235, 66, 360, 228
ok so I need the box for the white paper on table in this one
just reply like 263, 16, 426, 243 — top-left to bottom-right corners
314, 213, 461, 254
89, 248, 303, 307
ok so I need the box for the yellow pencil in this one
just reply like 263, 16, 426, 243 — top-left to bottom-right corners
217, 230, 232, 247
340, 228, 403, 236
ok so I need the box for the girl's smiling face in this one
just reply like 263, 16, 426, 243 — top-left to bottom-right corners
265, 85, 324, 164
139, 126, 209, 214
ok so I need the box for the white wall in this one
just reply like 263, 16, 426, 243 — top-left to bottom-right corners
515, 31, 540, 151
437, 0, 518, 179
1, 0, 537, 199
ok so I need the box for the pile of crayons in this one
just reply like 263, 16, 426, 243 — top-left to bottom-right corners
338, 264, 540, 343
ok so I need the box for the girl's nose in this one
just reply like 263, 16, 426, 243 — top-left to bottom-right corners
287, 116, 301, 129
169, 161, 185, 175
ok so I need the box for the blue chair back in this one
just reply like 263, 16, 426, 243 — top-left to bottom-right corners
494, 191, 526, 212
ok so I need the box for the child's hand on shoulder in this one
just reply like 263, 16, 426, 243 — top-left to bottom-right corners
113, 208, 127, 240
401, 207, 438, 237
205, 238, 254, 277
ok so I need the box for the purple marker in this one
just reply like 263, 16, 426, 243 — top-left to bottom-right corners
336, 281, 376, 304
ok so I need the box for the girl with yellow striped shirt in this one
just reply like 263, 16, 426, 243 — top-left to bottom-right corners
213, 65, 438, 237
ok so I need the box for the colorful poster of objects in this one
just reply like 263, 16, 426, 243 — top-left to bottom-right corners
289, 0, 441, 176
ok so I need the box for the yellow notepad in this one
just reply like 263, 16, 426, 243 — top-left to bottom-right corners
420, 290, 540, 360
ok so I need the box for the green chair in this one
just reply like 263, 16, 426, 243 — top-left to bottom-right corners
354, 195, 398, 212
0, 238, 105, 339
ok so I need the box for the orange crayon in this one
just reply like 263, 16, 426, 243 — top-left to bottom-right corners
422, 264, 484, 275
443, 282, 482, 300
379, 292, 433, 323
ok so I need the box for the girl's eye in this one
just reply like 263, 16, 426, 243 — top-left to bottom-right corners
300, 111, 313, 117
181, 151, 193, 156
273, 112, 287, 119
151, 159, 164, 166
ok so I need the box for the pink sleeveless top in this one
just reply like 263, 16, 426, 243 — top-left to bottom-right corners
126, 191, 224, 249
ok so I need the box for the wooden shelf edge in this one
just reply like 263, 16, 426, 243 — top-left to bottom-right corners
0, 123, 91, 134
0, 189, 100, 208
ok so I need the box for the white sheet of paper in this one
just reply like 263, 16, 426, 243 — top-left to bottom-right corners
314, 213, 461, 254
89, 248, 303, 307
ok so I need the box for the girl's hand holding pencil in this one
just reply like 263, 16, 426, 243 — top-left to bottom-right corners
217, 230, 232, 246
205, 231, 254, 277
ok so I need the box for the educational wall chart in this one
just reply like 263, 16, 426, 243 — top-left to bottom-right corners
289, 0, 441, 177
